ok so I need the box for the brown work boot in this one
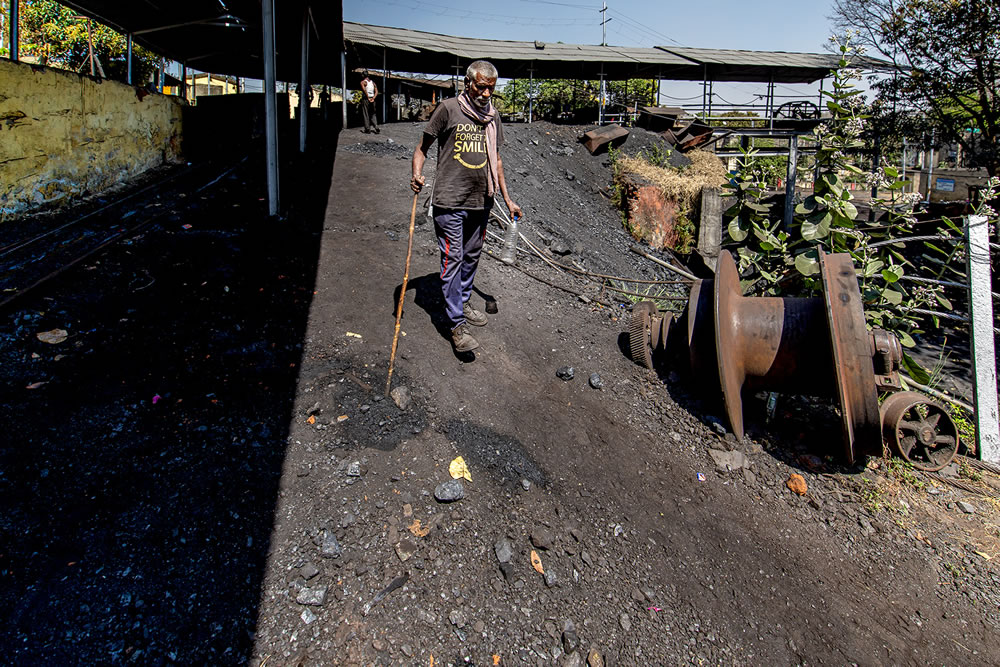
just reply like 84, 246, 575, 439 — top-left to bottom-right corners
451, 324, 480, 352
463, 301, 488, 327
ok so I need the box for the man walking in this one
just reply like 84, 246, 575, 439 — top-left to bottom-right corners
359, 71, 379, 133
411, 60, 522, 353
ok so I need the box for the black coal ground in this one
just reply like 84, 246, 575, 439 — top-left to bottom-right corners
0, 119, 997, 666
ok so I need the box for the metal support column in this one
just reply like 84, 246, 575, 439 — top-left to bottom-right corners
782, 134, 799, 229
767, 77, 774, 131
158, 58, 164, 92
382, 49, 387, 125
181, 63, 187, 101
965, 215, 1000, 462
261, 0, 280, 216
299, 7, 309, 154
126, 33, 133, 84
9, 0, 18, 61
701, 64, 707, 116
528, 67, 534, 124
598, 64, 606, 125
341, 50, 347, 128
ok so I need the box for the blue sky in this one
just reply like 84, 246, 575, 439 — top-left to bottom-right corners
343, 0, 843, 106
343, 0, 838, 53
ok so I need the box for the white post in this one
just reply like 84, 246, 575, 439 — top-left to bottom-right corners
965, 214, 1000, 461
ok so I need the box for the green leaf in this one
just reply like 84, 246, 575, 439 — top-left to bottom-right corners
882, 288, 903, 305
901, 351, 928, 382
728, 218, 748, 242
795, 199, 818, 214
935, 293, 953, 310
794, 249, 820, 276
801, 217, 832, 241
723, 203, 741, 217
864, 259, 885, 277
842, 201, 858, 221
881, 268, 901, 283
898, 330, 915, 348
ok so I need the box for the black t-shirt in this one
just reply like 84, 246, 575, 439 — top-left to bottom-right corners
424, 98, 504, 210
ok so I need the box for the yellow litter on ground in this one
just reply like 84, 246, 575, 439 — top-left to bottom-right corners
449, 456, 472, 482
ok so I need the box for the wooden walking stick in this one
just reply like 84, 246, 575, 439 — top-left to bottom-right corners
385, 192, 419, 397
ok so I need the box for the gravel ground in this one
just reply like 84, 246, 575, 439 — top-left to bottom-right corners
1, 119, 999, 665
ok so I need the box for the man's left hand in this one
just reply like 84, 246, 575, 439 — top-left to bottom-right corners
508, 201, 523, 220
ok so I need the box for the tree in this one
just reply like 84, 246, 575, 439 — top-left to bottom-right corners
497, 77, 655, 121
17, 0, 159, 84
832, 0, 1000, 176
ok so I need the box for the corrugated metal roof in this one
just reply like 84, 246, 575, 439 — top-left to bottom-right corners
345, 22, 692, 66
344, 22, 701, 80
344, 22, 892, 84
660, 47, 841, 69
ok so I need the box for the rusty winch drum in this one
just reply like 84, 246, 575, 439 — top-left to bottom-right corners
628, 250, 960, 470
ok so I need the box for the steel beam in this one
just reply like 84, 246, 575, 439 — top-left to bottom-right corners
341, 50, 347, 128
9, 0, 18, 61
261, 0, 280, 216
126, 33, 133, 84
299, 6, 309, 154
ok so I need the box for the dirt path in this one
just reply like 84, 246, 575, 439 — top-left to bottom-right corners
2, 121, 997, 666
250, 125, 1000, 665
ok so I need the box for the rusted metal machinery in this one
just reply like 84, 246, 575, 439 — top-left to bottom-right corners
628, 250, 961, 470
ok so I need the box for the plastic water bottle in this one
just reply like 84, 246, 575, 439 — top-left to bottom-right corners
500, 215, 519, 265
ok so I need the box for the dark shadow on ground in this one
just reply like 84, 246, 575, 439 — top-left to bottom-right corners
0, 117, 340, 663
395, 272, 475, 362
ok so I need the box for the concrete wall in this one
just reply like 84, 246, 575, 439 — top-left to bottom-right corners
0, 58, 184, 219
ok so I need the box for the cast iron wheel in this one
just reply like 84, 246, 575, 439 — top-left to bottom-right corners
628, 301, 658, 369
880, 391, 960, 471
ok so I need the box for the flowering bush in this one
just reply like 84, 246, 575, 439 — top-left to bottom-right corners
723, 34, 957, 377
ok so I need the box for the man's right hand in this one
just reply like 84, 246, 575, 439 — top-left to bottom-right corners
411, 174, 425, 193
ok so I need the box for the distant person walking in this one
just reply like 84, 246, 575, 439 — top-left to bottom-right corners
411, 60, 522, 353
359, 72, 379, 134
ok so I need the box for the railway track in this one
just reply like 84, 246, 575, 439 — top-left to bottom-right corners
0, 157, 247, 309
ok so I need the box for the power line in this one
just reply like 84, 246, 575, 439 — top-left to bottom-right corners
606, 8, 684, 46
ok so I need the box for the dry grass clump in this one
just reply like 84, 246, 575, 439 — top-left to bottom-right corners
617, 149, 728, 207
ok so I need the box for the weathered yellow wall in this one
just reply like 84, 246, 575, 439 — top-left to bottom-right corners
0, 58, 184, 218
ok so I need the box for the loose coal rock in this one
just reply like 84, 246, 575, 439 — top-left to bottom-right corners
556, 366, 575, 381
588, 372, 603, 389
495, 538, 515, 564
434, 479, 465, 502
551, 241, 572, 256
390, 385, 412, 410
300, 562, 320, 580
530, 526, 556, 550
562, 623, 580, 654
619, 612, 631, 631
320, 531, 343, 559
296, 586, 328, 606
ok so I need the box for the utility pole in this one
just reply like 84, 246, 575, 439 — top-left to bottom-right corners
598, 1, 611, 125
